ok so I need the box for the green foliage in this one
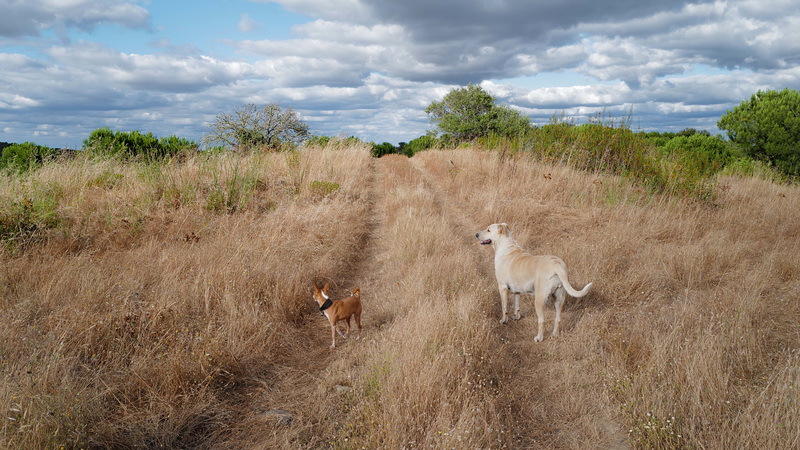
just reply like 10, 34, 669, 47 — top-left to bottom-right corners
426, 84, 531, 142
676, 128, 710, 138
203, 103, 310, 151
404, 135, 438, 157
718, 88, 800, 178
533, 113, 663, 188
372, 142, 398, 158
479, 111, 729, 201
307, 135, 332, 147
0, 182, 62, 250
491, 105, 532, 137
660, 134, 734, 176
83, 127, 196, 160
0, 142, 60, 174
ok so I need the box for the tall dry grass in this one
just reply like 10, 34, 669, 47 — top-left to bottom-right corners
1, 143, 798, 449
0, 143, 374, 448
413, 148, 800, 449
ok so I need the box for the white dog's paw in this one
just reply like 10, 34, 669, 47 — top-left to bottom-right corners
534, 335, 543, 342
499, 317, 508, 324
513, 313, 521, 320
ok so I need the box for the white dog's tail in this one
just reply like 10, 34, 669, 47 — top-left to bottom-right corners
555, 266, 592, 298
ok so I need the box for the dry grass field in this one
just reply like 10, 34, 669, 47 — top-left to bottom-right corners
1, 143, 798, 448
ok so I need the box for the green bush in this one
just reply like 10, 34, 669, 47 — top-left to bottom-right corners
660, 134, 734, 176
403, 135, 438, 157
372, 142, 398, 158
307, 135, 332, 147
526, 114, 665, 191
0, 142, 60, 174
83, 127, 196, 160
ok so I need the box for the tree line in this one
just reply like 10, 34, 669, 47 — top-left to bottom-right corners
1, 87, 798, 180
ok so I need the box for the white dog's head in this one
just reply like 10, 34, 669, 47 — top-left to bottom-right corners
475, 223, 510, 246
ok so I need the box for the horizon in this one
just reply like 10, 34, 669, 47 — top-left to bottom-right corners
2, 0, 799, 148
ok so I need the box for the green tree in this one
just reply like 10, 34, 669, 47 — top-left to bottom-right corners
717, 88, 800, 177
426, 84, 530, 141
203, 103, 310, 151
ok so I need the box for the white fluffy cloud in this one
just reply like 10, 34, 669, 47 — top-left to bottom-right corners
1, 0, 799, 147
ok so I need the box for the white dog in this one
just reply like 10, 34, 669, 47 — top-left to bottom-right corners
476, 223, 591, 341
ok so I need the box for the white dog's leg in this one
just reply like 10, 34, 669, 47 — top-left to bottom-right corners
513, 292, 521, 320
552, 287, 566, 337
533, 292, 546, 342
499, 286, 510, 324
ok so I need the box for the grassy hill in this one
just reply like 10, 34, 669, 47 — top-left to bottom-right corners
1, 143, 798, 448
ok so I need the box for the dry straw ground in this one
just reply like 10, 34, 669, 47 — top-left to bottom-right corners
1, 143, 798, 449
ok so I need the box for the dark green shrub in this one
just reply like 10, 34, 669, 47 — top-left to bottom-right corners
83, 127, 196, 160
660, 134, 734, 176
0, 142, 60, 173
403, 135, 438, 157
372, 142, 398, 158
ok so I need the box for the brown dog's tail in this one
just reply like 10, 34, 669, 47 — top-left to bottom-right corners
351, 287, 360, 298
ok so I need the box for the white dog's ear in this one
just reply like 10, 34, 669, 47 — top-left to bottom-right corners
500, 223, 509, 235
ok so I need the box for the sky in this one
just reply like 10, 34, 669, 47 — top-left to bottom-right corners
1, 0, 799, 148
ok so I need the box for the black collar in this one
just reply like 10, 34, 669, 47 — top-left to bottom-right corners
320, 298, 333, 311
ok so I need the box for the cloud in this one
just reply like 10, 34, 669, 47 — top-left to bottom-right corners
0, 0, 150, 38
238, 14, 261, 33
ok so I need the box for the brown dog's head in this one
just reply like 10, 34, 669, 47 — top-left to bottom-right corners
475, 223, 509, 246
313, 282, 332, 312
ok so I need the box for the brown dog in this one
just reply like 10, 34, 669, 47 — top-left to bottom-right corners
313, 282, 362, 349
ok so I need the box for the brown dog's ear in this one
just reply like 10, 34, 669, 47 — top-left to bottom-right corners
352, 287, 360, 298
323, 281, 330, 292
314, 282, 319, 292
